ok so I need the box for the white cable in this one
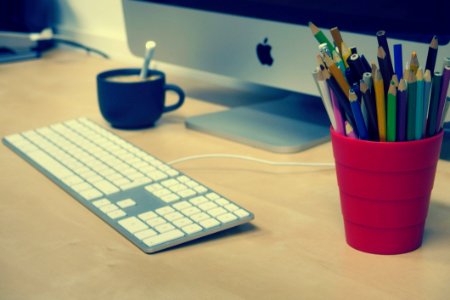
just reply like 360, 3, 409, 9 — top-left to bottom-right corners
167, 153, 335, 167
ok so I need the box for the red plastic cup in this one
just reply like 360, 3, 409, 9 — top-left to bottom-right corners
330, 129, 444, 255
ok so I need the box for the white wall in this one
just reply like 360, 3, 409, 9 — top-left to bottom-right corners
55, 0, 139, 63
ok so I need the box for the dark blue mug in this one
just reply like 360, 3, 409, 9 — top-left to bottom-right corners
97, 68, 185, 129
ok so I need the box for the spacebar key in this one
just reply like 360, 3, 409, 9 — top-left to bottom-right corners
143, 230, 185, 247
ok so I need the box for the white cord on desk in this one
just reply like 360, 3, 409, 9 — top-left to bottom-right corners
168, 153, 335, 167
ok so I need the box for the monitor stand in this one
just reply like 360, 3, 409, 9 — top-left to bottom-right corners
185, 91, 331, 153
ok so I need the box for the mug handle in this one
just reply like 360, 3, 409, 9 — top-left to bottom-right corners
163, 84, 185, 113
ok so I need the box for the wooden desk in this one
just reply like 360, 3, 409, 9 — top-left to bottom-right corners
1, 50, 449, 299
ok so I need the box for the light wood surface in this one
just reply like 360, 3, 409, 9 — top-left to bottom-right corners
1, 49, 450, 300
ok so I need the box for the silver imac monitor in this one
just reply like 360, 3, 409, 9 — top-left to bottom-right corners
122, 0, 449, 153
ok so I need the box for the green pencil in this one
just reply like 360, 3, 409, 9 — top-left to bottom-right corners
387, 81, 397, 142
407, 71, 417, 140
309, 22, 335, 53
415, 69, 425, 140
426, 72, 443, 136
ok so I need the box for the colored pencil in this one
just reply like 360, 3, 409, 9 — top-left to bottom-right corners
426, 71, 442, 136
313, 68, 337, 130
376, 30, 394, 77
397, 78, 408, 141
406, 70, 417, 140
409, 51, 420, 74
348, 53, 366, 79
441, 91, 450, 129
422, 70, 432, 136
435, 65, 450, 132
322, 67, 357, 132
374, 69, 386, 141
309, 22, 335, 53
387, 81, 397, 142
445, 57, 450, 68
360, 80, 379, 140
393, 43, 403, 79
345, 121, 357, 138
323, 54, 350, 96
332, 50, 346, 72
377, 46, 392, 95
349, 89, 369, 140
415, 69, 425, 140
360, 54, 372, 73
371, 62, 378, 86
352, 82, 367, 127
363, 72, 373, 90
319, 43, 332, 58
391, 74, 399, 87
425, 36, 438, 76
345, 68, 357, 86
330, 26, 344, 57
329, 86, 345, 135
340, 41, 351, 68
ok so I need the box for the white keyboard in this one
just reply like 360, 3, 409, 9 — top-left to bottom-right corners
3, 118, 254, 253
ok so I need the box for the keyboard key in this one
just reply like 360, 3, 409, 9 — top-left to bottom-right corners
181, 207, 201, 216
93, 180, 120, 195
154, 223, 175, 233
234, 209, 250, 218
172, 217, 193, 227
138, 211, 158, 221
215, 198, 230, 206
161, 193, 180, 203
225, 203, 240, 212
107, 209, 126, 219
177, 189, 196, 198
181, 224, 202, 235
190, 196, 208, 206
190, 212, 210, 222
99, 204, 119, 213
118, 217, 148, 233
217, 213, 238, 223
146, 217, 166, 227
207, 207, 227, 217
79, 188, 103, 201
199, 218, 220, 229
155, 207, 175, 216
206, 193, 220, 200
135, 229, 157, 240
92, 198, 111, 207
198, 201, 218, 211
164, 212, 184, 221
172, 201, 192, 210
117, 198, 136, 208
143, 230, 184, 246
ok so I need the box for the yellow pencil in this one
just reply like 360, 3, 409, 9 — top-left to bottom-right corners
374, 69, 386, 141
409, 51, 419, 74
323, 54, 350, 97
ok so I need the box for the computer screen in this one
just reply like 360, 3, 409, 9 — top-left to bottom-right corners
122, 0, 449, 152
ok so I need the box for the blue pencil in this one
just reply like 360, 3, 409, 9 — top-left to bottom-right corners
397, 79, 408, 141
349, 88, 369, 140
393, 44, 403, 80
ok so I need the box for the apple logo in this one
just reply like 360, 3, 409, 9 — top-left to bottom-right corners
256, 38, 274, 66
